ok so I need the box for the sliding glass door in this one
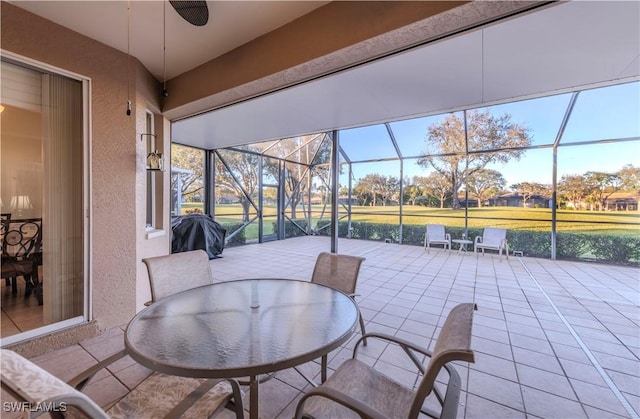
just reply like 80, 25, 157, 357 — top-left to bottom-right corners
1, 58, 87, 342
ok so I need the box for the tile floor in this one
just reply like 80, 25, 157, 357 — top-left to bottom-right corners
1, 272, 44, 337
1, 236, 639, 418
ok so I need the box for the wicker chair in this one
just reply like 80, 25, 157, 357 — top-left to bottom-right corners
142, 249, 213, 303
1, 348, 244, 419
423, 224, 451, 253
294, 303, 476, 419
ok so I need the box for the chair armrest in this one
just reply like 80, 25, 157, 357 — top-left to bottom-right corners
474, 236, 481, 244
68, 349, 128, 390
353, 332, 431, 358
445, 233, 451, 241
294, 386, 388, 419
353, 332, 431, 374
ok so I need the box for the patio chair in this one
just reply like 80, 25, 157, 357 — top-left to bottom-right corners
0, 348, 244, 418
142, 249, 213, 303
294, 302, 476, 419
423, 224, 451, 253
302, 252, 367, 383
474, 227, 509, 259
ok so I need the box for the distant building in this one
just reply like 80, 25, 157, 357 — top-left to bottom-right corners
487, 193, 550, 208
604, 192, 639, 211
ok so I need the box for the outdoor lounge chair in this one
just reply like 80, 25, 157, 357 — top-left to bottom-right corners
474, 227, 509, 259
0, 348, 244, 418
294, 303, 476, 419
142, 249, 213, 303
423, 224, 451, 253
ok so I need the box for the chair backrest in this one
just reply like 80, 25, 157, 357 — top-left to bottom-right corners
410, 303, 476, 418
0, 349, 108, 419
1, 218, 42, 260
482, 227, 506, 247
311, 252, 365, 295
426, 224, 446, 240
142, 249, 213, 302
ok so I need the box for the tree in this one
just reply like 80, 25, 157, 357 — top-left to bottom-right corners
584, 171, 622, 211
617, 164, 640, 193
510, 182, 551, 207
215, 149, 259, 222
558, 174, 589, 210
403, 183, 423, 205
353, 173, 399, 206
467, 169, 506, 207
416, 173, 451, 208
418, 110, 531, 208
171, 144, 205, 205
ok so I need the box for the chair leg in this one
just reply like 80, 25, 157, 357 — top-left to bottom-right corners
358, 310, 367, 346
321, 354, 328, 383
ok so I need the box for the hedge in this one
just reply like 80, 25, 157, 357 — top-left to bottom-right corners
218, 222, 246, 247
316, 221, 639, 265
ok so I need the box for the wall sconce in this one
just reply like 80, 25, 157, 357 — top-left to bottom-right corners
141, 133, 163, 171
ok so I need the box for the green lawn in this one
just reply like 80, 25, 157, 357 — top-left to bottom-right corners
179, 203, 640, 238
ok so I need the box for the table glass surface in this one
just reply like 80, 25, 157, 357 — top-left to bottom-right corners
125, 278, 358, 378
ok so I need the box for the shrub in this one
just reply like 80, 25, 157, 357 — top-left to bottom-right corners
556, 233, 586, 260
507, 230, 551, 258
586, 235, 640, 263
220, 222, 246, 247
277, 219, 309, 238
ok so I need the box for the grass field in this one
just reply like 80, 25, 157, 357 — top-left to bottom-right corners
179, 203, 640, 239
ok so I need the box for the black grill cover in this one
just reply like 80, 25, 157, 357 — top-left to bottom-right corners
171, 214, 226, 259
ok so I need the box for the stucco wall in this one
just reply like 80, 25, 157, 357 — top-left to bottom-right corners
1, 2, 167, 330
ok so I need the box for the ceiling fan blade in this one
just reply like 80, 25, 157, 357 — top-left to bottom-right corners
169, 1, 209, 26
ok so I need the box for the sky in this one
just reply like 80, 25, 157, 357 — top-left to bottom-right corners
340, 81, 640, 188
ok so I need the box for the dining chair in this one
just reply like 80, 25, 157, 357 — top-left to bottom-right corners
294, 303, 476, 419
424, 224, 451, 253
0, 218, 43, 304
1, 348, 244, 418
142, 249, 213, 303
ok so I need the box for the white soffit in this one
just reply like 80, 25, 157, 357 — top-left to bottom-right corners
172, 1, 640, 150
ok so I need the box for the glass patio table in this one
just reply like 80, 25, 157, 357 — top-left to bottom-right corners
125, 278, 358, 419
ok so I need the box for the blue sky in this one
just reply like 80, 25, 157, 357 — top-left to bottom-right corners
341, 81, 640, 187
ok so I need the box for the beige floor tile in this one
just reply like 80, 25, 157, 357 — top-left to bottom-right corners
4, 237, 639, 419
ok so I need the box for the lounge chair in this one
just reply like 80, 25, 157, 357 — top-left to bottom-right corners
423, 224, 451, 253
474, 227, 509, 259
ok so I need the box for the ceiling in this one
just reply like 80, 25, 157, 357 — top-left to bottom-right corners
9, 1, 640, 151
171, 0, 639, 150
9, 1, 329, 80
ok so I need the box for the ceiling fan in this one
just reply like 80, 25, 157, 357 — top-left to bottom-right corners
169, 1, 209, 26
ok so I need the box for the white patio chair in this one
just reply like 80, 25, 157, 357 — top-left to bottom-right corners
423, 224, 451, 253
474, 227, 509, 259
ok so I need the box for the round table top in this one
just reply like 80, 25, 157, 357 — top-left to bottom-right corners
452, 239, 473, 244
125, 278, 358, 378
